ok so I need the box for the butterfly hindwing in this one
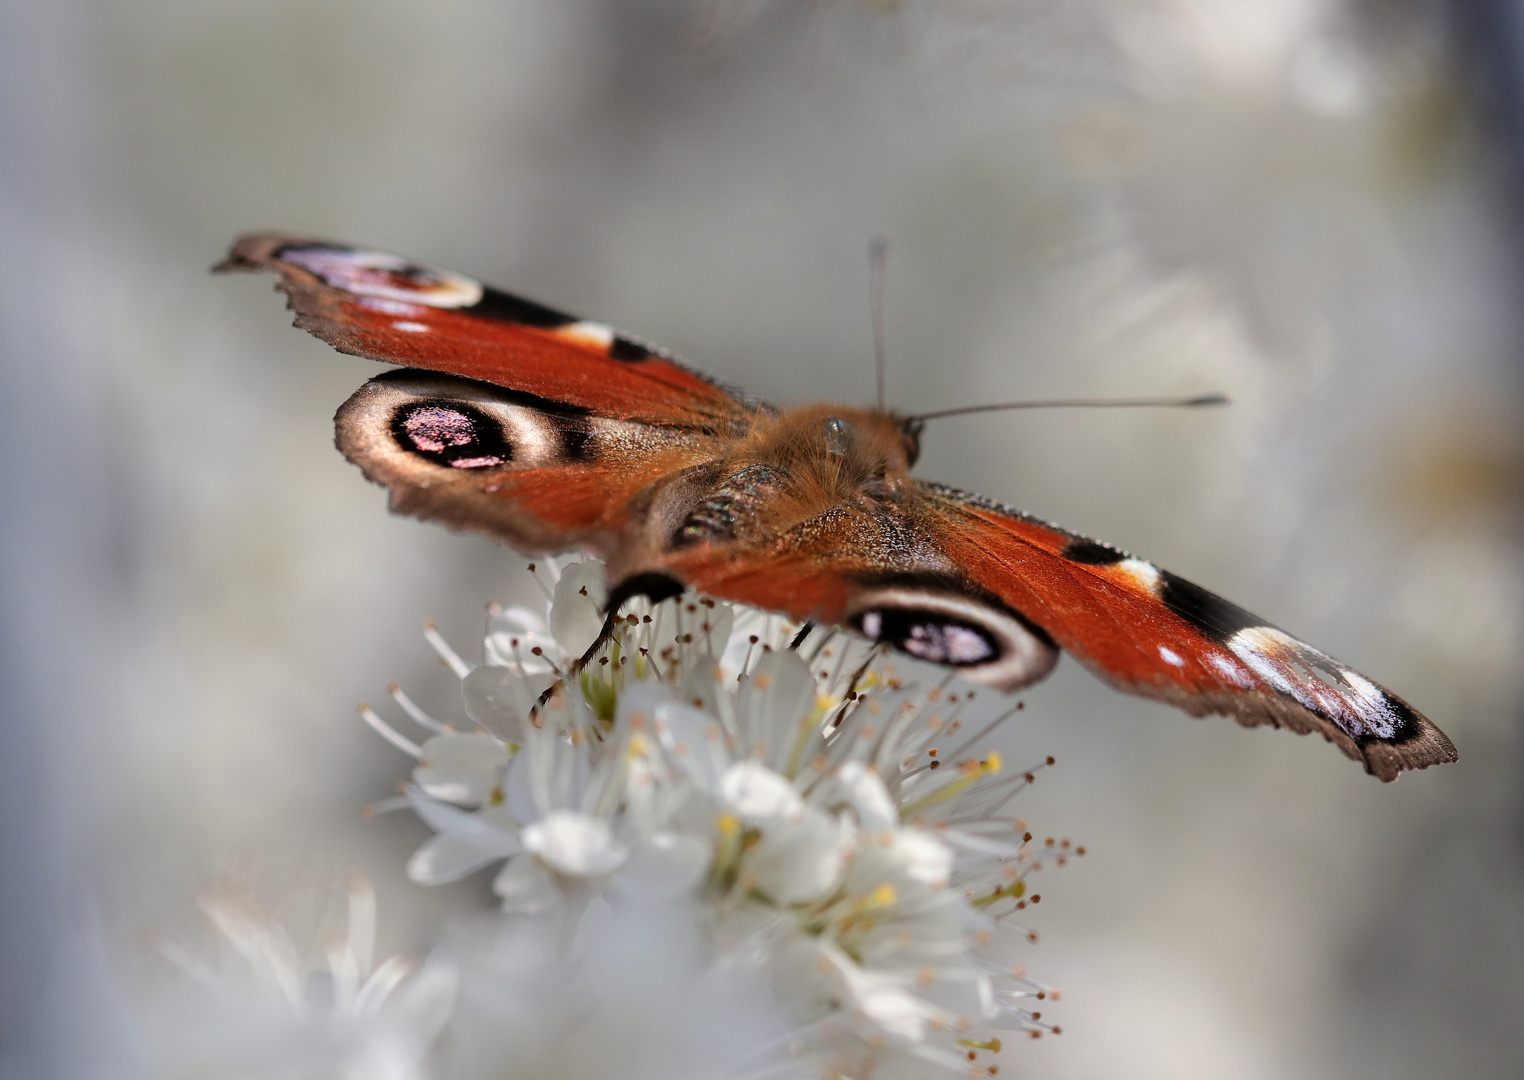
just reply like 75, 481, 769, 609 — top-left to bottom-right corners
622, 477, 1452, 781
217, 234, 762, 432
337, 370, 720, 553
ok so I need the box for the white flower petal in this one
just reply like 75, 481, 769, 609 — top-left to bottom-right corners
850, 976, 931, 1042
483, 605, 556, 670
736, 649, 816, 766
548, 560, 608, 658
651, 697, 732, 794
834, 761, 899, 829
884, 829, 955, 888
493, 853, 561, 914
414, 732, 511, 805
378, 952, 459, 1043
719, 760, 804, 824
614, 833, 711, 900
521, 810, 628, 877
407, 832, 509, 885
502, 744, 540, 826
405, 789, 522, 858
748, 809, 851, 905
461, 664, 530, 733
692, 601, 734, 658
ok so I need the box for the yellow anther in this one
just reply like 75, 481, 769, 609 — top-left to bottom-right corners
870, 883, 898, 907
717, 813, 741, 836
983, 750, 1002, 774
958, 1037, 1003, 1053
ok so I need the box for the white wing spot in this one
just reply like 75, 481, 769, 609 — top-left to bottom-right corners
360, 296, 426, 317
1116, 558, 1163, 594
1207, 652, 1255, 688
392, 321, 430, 333
555, 320, 615, 349
1158, 645, 1185, 667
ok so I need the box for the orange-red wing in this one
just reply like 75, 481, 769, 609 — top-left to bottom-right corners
916, 483, 1455, 781
217, 234, 760, 432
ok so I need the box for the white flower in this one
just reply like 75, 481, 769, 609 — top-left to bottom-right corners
151, 874, 457, 1080
363, 556, 1077, 1077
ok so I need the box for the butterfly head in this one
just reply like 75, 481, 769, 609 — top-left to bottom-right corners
746, 406, 922, 485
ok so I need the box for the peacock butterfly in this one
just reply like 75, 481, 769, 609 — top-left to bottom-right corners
217, 234, 1457, 782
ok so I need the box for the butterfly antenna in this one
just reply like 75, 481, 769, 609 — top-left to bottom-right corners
869, 236, 888, 412
907, 393, 1229, 423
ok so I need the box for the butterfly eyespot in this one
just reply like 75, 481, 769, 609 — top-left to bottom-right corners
855, 609, 997, 666
393, 401, 511, 469
846, 583, 1058, 692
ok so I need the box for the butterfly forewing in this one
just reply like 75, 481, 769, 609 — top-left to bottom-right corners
217, 233, 763, 431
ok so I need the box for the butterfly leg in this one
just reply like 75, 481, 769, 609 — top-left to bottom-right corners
528, 571, 689, 725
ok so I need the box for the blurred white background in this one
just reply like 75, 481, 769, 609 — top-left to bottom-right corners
2, 1, 1522, 1077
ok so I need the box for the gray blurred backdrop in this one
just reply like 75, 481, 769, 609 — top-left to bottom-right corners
3, 1, 1522, 1077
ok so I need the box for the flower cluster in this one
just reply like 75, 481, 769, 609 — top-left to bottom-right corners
355, 558, 1077, 1078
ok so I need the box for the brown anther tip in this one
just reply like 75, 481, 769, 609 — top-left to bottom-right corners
356, 703, 368, 712
930, 760, 941, 769
1051, 1026, 1062, 1035
1031, 894, 1041, 903
1045, 837, 1054, 846
360, 807, 373, 821
1016, 701, 1024, 710
1045, 756, 1055, 766
1076, 846, 1086, 856
423, 619, 436, 630
1036, 991, 1046, 1000
1031, 1012, 1040, 1020
1022, 832, 1033, 842
527, 563, 536, 572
